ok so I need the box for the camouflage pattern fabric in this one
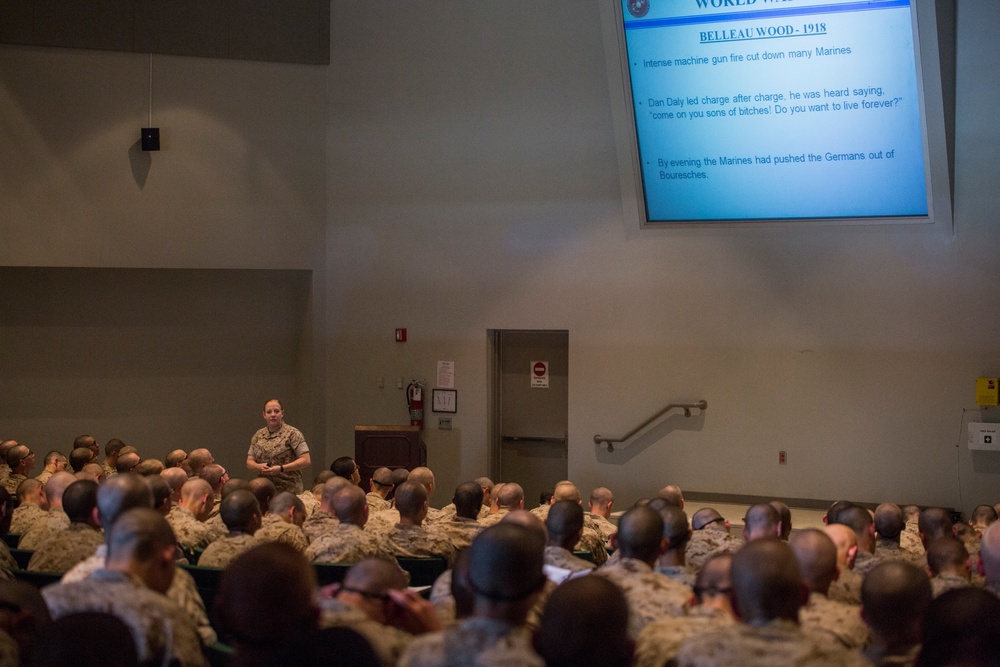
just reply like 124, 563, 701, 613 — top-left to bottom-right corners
10, 503, 47, 535
248, 423, 309, 494
303, 509, 340, 542
43, 569, 209, 667
18, 507, 69, 550
635, 606, 735, 667
165, 505, 213, 549
437, 516, 484, 551
254, 513, 309, 552
798, 592, 868, 649
27, 522, 104, 573
383, 524, 456, 566
677, 618, 872, 667
399, 617, 544, 667
592, 557, 691, 638
685, 526, 744, 571
197, 533, 262, 569
319, 596, 415, 667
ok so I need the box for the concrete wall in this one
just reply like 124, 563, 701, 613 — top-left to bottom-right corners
3, 1, 999, 515
326, 1, 1000, 514
0, 45, 328, 477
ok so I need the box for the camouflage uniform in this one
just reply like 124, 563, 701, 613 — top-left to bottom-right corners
589, 513, 617, 544
528, 506, 607, 564
437, 503, 458, 521
429, 570, 459, 628
34, 469, 53, 485
592, 557, 691, 638
530, 505, 550, 521
10, 502, 47, 535
303, 509, 340, 542
799, 592, 868, 649
101, 461, 116, 478
0, 545, 15, 582
383, 524, 456, 566
319, 597, 414, 667
366, 492, 392, 513
930, 572, 971, 598
656, 564, 698, 588
43, 569, 209, 667
429, 569, 555, 632
399, 617, 543, 667
577, 519, 609, 565
206, 493, 222, 521
165, 505, 213, 549
854, 539, 926, 577
437, 516, 484, 551
0, 464, 9, 488
829, 566, 863, 605
27, 523, 104, 573
543, 545, 596, 579
900, 521, 923, 556
18, 507, 69, 550
306, 523, 389, 564
62, 546, 217, 645
477, 509, 509, 527
197, 533, 262, 569
254, 513, 309, 552
2, 474, 25, 496
425, 506, 450, 525
298, 489, 320, 517
676, 618, 871, 667
248, 423, 309, 494
203, 512, 228, 543
685, 525, 744, 571
366, 509, 401, 540
635, 606, 735, 667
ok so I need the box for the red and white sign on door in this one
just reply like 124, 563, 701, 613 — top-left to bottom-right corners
531, 361, 549, 388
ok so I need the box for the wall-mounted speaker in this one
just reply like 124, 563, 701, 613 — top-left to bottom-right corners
141, 128, 160, 151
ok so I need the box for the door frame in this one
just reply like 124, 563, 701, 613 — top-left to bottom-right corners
486, 329, 568, 483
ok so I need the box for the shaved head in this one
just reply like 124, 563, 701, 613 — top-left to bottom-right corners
496, 483, 524, 509
332, 485, 368, 525
744, 503, 782, 541
657, 485, 684, 508
546, 500, 583, 548
551, 481, 580, 503
874, 503, 905, 540
536, 575, 632, 667
617, 506, 665, 563
790, 528, 838, 594
824, 523, 859, 570
731, 539, 804, 623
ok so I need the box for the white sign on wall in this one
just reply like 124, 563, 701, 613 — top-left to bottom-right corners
531, 360, 549, 389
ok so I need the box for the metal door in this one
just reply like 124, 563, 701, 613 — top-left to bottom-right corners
489, 330, 568, 506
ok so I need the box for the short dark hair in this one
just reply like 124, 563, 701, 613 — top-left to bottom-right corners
330, 457, 357, 479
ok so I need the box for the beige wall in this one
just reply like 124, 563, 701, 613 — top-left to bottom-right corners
326, 1, 1000, 514
0, 46, 328, 477
3, 1, 999, 515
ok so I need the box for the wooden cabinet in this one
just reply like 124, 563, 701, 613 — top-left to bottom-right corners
354, 425, 426, 490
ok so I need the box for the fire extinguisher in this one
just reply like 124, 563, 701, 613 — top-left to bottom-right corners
407, 380, 425, 429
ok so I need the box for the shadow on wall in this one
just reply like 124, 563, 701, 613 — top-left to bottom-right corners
594, 411, 707, 465
128, 140, 151, 188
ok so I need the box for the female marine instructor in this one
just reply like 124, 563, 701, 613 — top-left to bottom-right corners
246, 398, 311, 494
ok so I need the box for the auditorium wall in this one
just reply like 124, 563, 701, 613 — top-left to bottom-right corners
0, 46, 328, 476
3, 1, 999, 516
326, 1, 1000, 515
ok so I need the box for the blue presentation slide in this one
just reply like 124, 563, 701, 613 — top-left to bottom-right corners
622, 0, 929, 222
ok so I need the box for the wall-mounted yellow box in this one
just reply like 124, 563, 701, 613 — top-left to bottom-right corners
977, 377, 999, 407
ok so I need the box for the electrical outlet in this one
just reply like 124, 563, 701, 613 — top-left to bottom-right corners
779, 450, 787, 465
438, 417, 452, 430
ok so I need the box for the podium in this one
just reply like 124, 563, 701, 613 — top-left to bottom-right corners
354, 425, 426, 490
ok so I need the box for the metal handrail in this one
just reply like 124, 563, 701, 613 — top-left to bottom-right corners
594, 400, 707, 452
